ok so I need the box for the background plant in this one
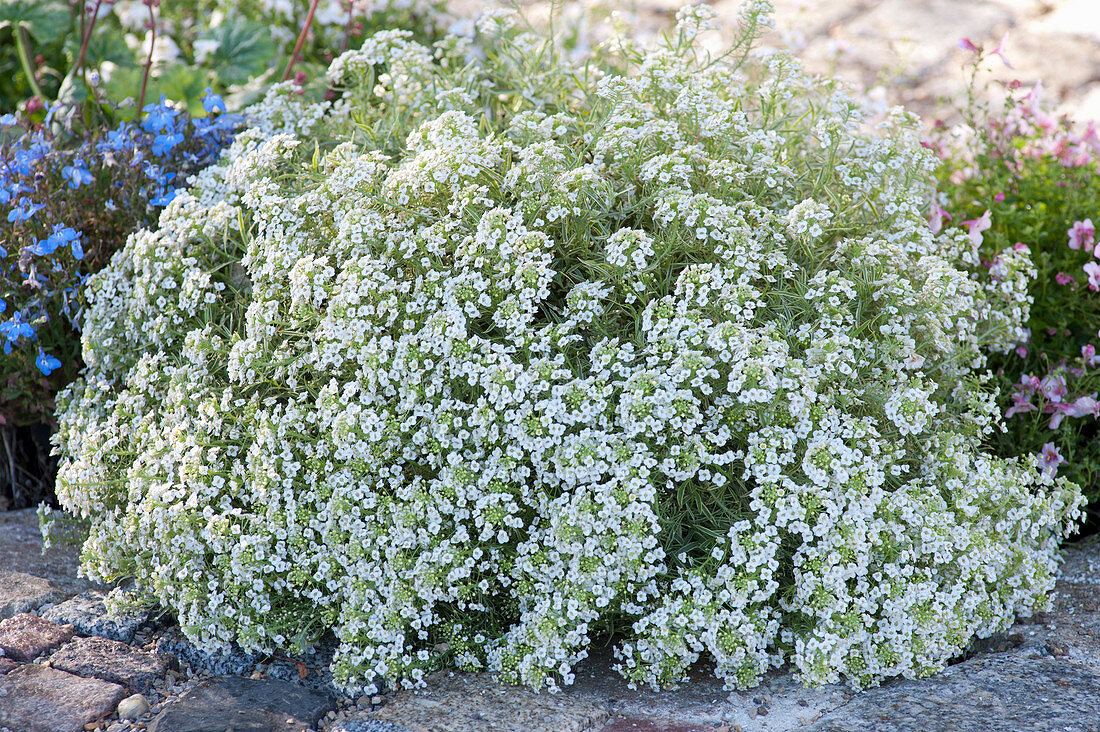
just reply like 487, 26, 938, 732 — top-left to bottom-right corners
0, 0, 448, 120
0, 92, 243, 508
934, 45, 1100, 513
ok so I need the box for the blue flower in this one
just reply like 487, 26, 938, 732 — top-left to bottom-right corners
0, 313, 35, 352
61, 159, 95, 189
141, 96, 179, 133
105, 198, 117, 211
7, 197, 44, 222
29, 225, 80, 257
150, 187, 177, 207
202, 88, 227, 115
0, 114, 16, 126
0, 299, 5, 312
151, 131, 185, 156
100, 125, 133, 152
35, 348, 60, 375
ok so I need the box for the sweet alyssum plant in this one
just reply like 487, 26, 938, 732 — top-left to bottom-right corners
52, 3, 1082, 694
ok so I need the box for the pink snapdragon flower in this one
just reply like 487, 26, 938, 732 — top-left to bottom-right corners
1005, 390, 1036, 418
1083, 344, 1100, 368
1047, 394, 1099, 429
1067, 219, 1095, 252
957, 38, 979, 53
962, 210, 992, 247
1038, 442, 1064, 475
1040, 373, 1068, 403
1055, 272, 1076, 286
928, 200, 951, 234
989, 32, 1013, 68
1085, 261, 1100, 291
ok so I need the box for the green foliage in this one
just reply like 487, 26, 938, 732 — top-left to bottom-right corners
935, 76, 1100, 504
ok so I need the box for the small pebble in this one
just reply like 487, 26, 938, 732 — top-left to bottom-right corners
757, 705, 768, 716
118, 693, 151, 720
371, 695, 384, 706
357, 694, 372, 709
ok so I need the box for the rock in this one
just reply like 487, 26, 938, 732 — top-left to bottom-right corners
0, 664, 127, 732
155, 627, 259, 676
147, 676, 336, 732
806, 648, 1100, 731
599, 719, 711, 732
0, 612, 74, 661
42, 590, 152, 643
0, 656, 18, 674
0, 570, 63, 620
48, 635, 174, 692
117, 693, 151, 720
329, 720, 421, 732
0, 509, 97, 597
367, 670, 609, 732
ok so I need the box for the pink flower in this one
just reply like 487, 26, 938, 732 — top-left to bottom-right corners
1085, 261, 1100, 291
994, 192, 1005, 202
990, 32, 1013, 68
1040, 373, 1068, 403
1083, 344, 1100, 367
1082, 121, 1100, 156
1068, 393, 1100, 419
1005, 390, 1036, 418
1056, 272, 1076, 286
958, 37, 979, 53
1038, 442, 1064, 474
928, 201, 951, 234
1016, 345, 1028, 359
1067, 219, 1095, 251
962, 210, 992, 247
1013, 242, 1029, 252
1047, 403, 1071, 429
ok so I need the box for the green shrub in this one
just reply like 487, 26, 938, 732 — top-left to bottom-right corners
935, 63, 1100, 505
52, 3, 1082, 694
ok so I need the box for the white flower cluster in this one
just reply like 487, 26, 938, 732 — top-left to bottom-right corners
54, 3, 1081, 697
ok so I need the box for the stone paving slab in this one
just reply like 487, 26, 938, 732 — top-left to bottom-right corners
42, 589, 153, 643
805, 649, 1100, 732
0, 508, 97, 597
49, 635, 175, 692
0, 612, 73, 661
147, 676, 337, 732
360, 671, 611, 732
0, 664, 127, 732
0, 569, 62, 620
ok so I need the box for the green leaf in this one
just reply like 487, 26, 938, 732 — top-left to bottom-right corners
67, 26, 138, 70
155, 65, 212, 116
0, 0, 70, 45
101, 64, 212, 118
197, 18, 276, 87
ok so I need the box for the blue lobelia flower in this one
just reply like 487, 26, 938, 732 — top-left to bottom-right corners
0, 313, 35, 353
35, 348, 61, 375
202, 88, 227, 115
141, 96, 179, 133
29, 225, 80, 257
151, 131, 185, 156
61, 159, 95, 189
7, 197, 44, 222
150, 187, 177, 207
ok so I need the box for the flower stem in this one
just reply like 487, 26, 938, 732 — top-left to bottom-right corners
282, 0, 321, 82
14, 25, 46, 103
137, 1, 158, 113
